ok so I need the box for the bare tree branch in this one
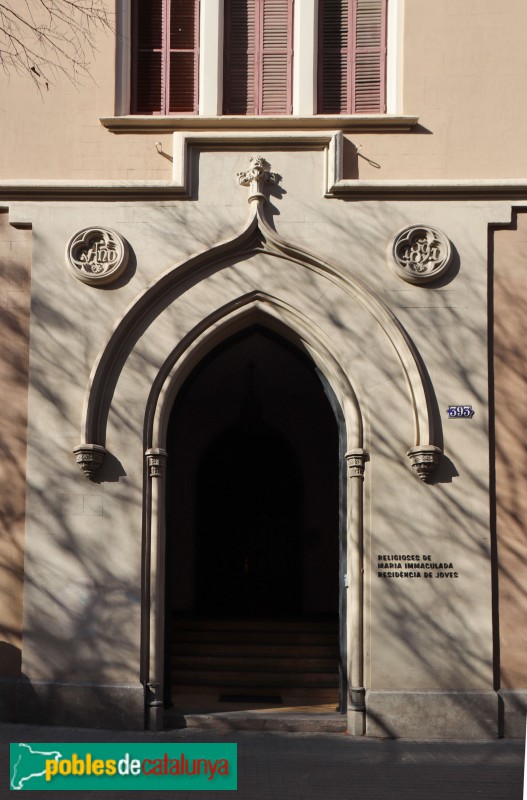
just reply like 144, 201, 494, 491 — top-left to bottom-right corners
0, 1, 113, 89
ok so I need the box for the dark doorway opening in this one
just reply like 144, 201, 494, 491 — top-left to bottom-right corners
165, 325, 341, 713
196, 417, 302, 617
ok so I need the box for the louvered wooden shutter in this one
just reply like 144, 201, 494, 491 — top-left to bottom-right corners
168, 0, 199, 113
318, 0, 386, 114
261, 0, 293, 115
223, 0, 293, 115
132, 0, 198, 115
133, 0, 164, 113
223, 0, 257, 114
354, 0, 387, 112
318, 0, 348, 115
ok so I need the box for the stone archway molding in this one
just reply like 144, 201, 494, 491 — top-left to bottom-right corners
76, 190, 442, 480
73, 178, 443, 732
143, 295, 367, 732
145, 291, 362, 451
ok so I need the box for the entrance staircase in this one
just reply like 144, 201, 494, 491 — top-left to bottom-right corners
169, 617, 340, 708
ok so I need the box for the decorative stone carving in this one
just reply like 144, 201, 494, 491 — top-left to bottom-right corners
237, 155, 280, 201
407, 445, 442, 483
73, 443, 107, 479
145, 448, 168, 478
391, 225, 452, 284
345, 448, 369, 479
66, 227, 129, 285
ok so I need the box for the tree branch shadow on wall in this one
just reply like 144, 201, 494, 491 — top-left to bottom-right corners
92, 451, 127, 483
10, 192, 522, 741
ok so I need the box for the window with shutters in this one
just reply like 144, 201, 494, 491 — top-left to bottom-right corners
318, 0, 387, 114
131, 0, 199, 114
122, 0, 393, 119
223, 0, 294, 116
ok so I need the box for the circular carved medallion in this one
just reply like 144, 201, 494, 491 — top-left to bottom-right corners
66, 227, 129, 285
391, 225, 452, 284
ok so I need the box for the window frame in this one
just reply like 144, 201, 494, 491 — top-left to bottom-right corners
115, 0, 402, 118
130, 0, 200, 116
223, 0, 295, 116
317, 0, 388, 115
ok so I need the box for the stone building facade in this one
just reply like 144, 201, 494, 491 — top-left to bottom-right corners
0, 0, 526, 738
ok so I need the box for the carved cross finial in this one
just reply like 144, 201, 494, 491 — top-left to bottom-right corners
237, 155, 280, 202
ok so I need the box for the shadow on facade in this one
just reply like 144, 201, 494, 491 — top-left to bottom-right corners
7, 200, 523, 737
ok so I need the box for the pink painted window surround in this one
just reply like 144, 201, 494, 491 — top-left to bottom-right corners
318, 0, 387, 114
132, 0, 199, 115
223, 0, 294, 115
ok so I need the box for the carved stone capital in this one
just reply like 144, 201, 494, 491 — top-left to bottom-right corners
237, 155, 280, 202
145, 448, 168, 478
345, 448, 369, 479
406, 445, 442, 483
73, 443, 107, 479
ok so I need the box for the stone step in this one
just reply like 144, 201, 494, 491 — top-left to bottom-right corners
173, 617, 338, 633
171, 669, 339, 687
170, 617, 340, 697
172, 628, 338, 646
165, 711, 347, 733
172, 655, 338, 671
170, 685, 340, 700
173, 641, 339, 658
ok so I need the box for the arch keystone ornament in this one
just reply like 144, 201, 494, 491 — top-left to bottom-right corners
66, 227, 129, 285
237, 155, 280, 202
391, 225, 452, 284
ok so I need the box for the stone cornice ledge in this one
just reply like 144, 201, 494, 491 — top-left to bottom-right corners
0, 180, 184, 200
326, 132, 527, 197
2, 178, 527, 202
100, 114, 419, 133
327, 178, 527, 199
2, 130, 527, 200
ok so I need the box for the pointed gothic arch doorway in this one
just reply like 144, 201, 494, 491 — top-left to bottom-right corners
164, 325, 343, 713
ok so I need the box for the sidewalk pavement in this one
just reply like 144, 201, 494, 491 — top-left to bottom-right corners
0, 721, 524, 800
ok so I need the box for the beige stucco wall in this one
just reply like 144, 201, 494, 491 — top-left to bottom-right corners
0, 0, 526, 181
7, 146, 502, 735
2, 0, 525, 736
0, 211, 31, 681
355, 0, 527, 180
493, 212, 527, 689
